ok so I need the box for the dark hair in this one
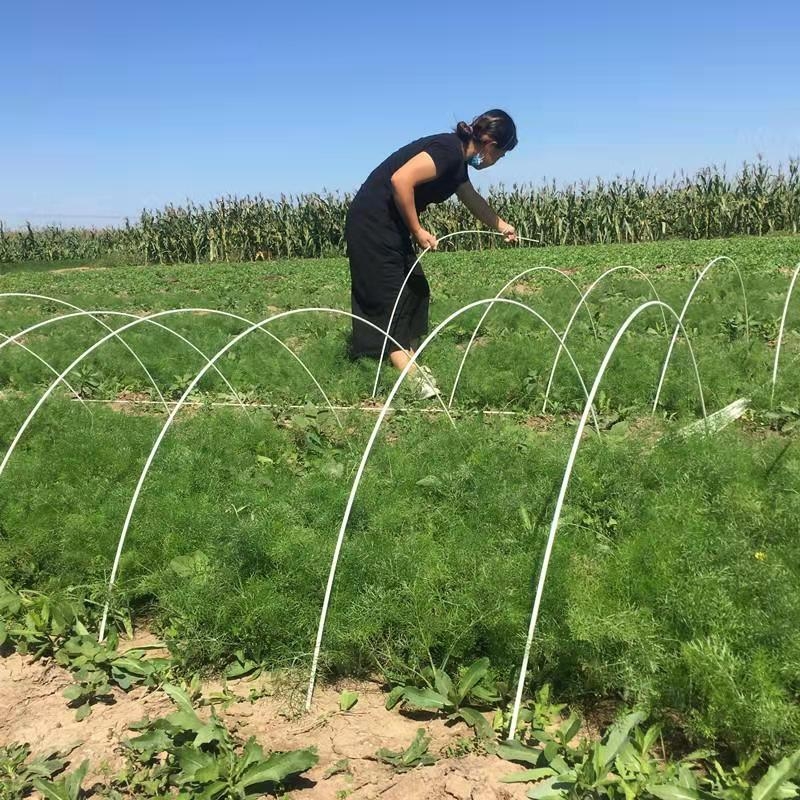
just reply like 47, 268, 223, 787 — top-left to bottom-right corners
455, 109, 518, 151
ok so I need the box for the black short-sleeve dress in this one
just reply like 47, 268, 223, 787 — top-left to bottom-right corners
345, 132, 469, 359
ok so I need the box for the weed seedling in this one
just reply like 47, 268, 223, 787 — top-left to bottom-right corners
386, 657, 498, 740
374, 729, 437, 772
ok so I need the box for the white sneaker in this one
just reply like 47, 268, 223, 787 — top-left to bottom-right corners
411, 365, 440, 400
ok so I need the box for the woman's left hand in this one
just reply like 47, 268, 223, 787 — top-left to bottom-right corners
499, 223, 517, 243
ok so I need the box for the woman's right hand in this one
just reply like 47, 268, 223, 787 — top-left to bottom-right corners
414, 227, 438, 250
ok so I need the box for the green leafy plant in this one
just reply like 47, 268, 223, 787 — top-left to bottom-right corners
0, 581, 132, 659
339, 690, 359, 711
493, 683, 568, 738
1, 580, 171, 720
323, 758, 351, 779
33, 760, 90, 800
0, 742, 78, 800
374, 728, 437, 772
70, 364, 102, 399
500, 711, 705, 799
223, 648, 267, 681
759, 405, 800, 433
0, 580, 85, 659
117, 682, 318, 799
62, 670, 113, 722
54, 632, 171, 720
699, 749, 800, 800
3, 235, 800, 761
167, 371, 199, 400
385, 657, 498, 739
499, 708, 800, 800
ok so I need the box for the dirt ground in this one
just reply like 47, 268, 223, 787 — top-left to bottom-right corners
0, 634, 532, 800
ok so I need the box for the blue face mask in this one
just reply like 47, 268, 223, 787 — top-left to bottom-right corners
468, 152, 484, 168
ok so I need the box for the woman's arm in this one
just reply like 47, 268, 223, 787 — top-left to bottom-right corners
456, 181, 517, 241
390, 153, 440, 249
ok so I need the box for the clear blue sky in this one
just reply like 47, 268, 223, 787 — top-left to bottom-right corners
3, 0, 799, 229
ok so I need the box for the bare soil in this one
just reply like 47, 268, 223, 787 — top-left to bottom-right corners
1, 635, 532, 799
49, 266, 112, 275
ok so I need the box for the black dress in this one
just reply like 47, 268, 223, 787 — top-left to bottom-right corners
345, 132, 469, 359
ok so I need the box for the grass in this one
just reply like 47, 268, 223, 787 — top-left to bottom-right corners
1, 234, 799, 758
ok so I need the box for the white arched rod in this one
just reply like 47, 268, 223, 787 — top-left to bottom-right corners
306, 297, 597, 712
0, 333, 89, 415
371, 229, 540, 398
542, 265, 669, 413
0, 307, 355, 493
448, 265, 598, 410
97, 308, 454, 642
507, 299, 707, 738
0, 309, 250, 431
0, 297, 343, 430
770, 263, 800, 406
0, 292, 170, 413
652, 256, 749, 415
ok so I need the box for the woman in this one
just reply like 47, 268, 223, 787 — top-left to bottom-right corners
345, 109, 518, 398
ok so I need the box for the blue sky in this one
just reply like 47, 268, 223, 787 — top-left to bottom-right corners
2, 0, 799, 228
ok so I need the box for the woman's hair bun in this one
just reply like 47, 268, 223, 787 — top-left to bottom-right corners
455, 120, 474, 143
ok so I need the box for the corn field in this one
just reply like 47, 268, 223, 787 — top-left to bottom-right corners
2, 159, 798, 264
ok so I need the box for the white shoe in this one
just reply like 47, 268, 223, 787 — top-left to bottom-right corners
411, 365, 440, 400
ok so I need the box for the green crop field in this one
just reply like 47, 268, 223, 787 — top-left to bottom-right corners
1, 234, 800, 772
2, 160, 798, 266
